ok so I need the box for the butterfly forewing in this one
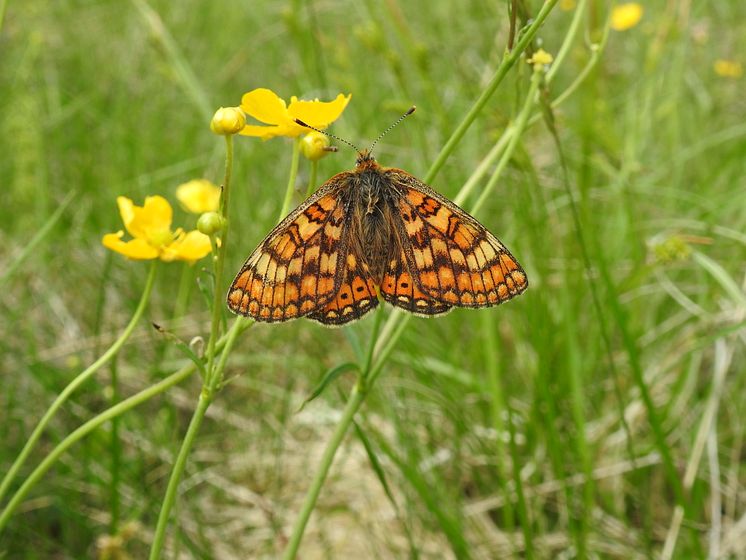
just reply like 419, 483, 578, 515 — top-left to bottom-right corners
227, 175, 353, 322
388, 170, 528, 307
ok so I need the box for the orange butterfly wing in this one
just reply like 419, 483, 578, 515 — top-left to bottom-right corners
388, 171, 528, 307
305, 247, 380, 326
378, 246, 452, 316
227, 175, 353, 322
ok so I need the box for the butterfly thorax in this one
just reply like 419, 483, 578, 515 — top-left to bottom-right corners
343, 154, 403, 284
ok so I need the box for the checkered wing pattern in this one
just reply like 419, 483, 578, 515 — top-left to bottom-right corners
388, 171, 528, 308
227, 177, 352, 322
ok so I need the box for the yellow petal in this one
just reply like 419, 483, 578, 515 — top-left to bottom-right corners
239, 123, 291, 140
240, 88, 289, 125
117, 195, 173, 242
611, 3, 643, 31
160, 230, 212, 263
288, 93, 351, 129
176, 179, 221, 214
116, 197, 136, 234
102, 231, 159, 259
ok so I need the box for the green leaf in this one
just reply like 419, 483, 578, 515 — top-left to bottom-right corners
693, 251, 746, 307
298, 362, 360, 411
152, 323, 207, 379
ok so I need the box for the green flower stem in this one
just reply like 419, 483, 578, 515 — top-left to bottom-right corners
280, 7, 562, 556
109, 356, 122, 533
305, 160, 318, 198
0, 355, 192, 533
282, 303, 386, 559
361, 297, 387, 380
424, 0, 559, 184
550, 13, 610, 108
452, 131, 513, 207
0, 259, 158, 506
471, 66, 543, 217
281, 383, 366, 560
546, 0, 587, 83
149, 390, 211, 558
205, 135, 234, 378
148, 319, 247, 560
0, 314, 252, 535
149, 134, 238, 560
280, 137, 302, 220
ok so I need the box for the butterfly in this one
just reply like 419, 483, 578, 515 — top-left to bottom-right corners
227, 146, 527, 326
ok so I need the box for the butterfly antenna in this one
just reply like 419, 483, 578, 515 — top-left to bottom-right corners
367, 105, 416, 155
294, 119, 360, 154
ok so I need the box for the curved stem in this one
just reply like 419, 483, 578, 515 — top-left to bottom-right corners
281, 384, 366, 560
424, 0, 559, 184
471, 66, 542, 216
0, 358, 192, 532
205, 135, 233, 384
305, 160, 318, 198
279, 137, 302, 220
148, 317, 246, 559
0, 313, 253, 536
0, 259, 158, 505
282, 301, 384, 558
546, 0, 587, 83
149, 134, 238, 560
280, 6, 561, 557
149, 396, 210, 558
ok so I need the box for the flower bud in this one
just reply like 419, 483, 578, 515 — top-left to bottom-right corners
197, 212, 225, 236
210, 107, 246, 135
300, 131, 333, 162
528, 49, 553, 70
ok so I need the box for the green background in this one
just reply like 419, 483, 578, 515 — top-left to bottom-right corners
1, 0, 745, 558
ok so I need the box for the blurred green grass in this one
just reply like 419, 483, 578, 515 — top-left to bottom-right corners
1, 0, 745, 558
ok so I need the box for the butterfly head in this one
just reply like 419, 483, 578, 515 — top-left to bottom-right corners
355, 149, 378, 170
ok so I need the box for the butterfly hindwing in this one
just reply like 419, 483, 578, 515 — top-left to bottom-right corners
306, 245, 380, 326
379, 246, 452, 316
389, 171, 528, 307
227, 176, 351, 322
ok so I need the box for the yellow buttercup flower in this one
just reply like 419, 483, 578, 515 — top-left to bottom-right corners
714, 59, 742, 78
611, 3, 643, 31
176, 179, 221, 214
102, 196, 212, 263
239, 88, 351, 140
